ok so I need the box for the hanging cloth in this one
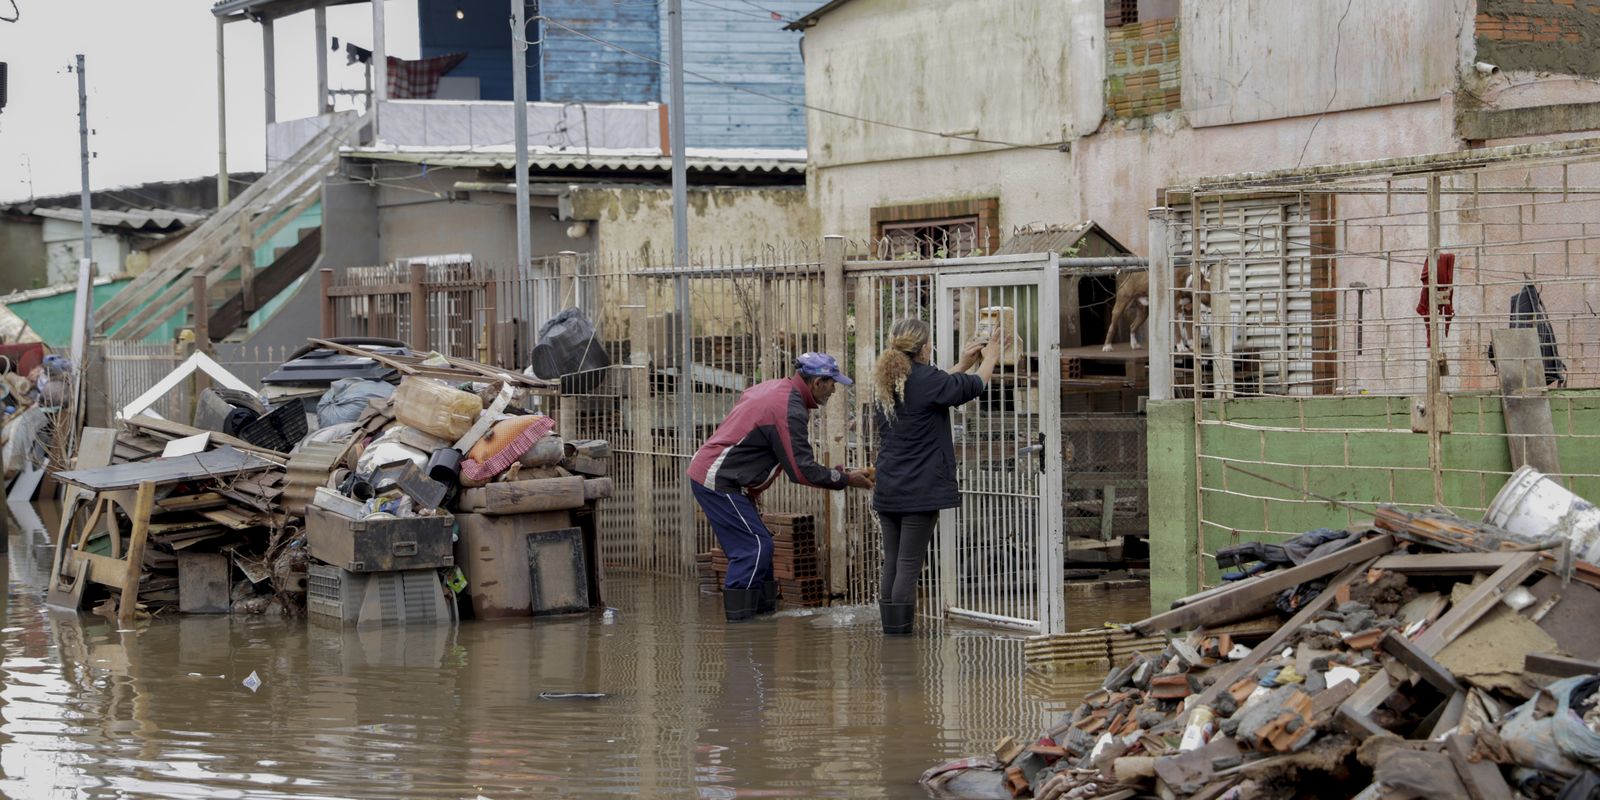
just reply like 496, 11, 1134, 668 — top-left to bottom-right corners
1510, 283, 1568, 388
1415, 253, 1455, 346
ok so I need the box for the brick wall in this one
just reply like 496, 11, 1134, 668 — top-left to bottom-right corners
1105, 17, 1181, 119
1477, 0, 1600, 77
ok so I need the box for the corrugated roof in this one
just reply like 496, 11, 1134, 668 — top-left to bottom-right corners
993, 221, 1133, 257
27, 207, 204, 231
212, 0, 366, 20
345, 145, 808, 175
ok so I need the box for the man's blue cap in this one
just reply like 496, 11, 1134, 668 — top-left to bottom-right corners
795, 352, 852, 385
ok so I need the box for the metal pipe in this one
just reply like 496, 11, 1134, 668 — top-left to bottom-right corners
315, 7, 330, 114
512, 0, 533, 319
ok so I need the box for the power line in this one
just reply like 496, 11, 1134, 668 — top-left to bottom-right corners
536, 14, 1063, 152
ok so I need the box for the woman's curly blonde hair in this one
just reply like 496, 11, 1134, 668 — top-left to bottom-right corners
875, 318, 931, 420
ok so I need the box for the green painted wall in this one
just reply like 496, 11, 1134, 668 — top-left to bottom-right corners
7, 280, 131, 348
1147, 391, 1600, 613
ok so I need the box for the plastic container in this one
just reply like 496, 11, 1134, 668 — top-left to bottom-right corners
391, 377, 482, 441
307, 563, 457, 627
1485, 465, 1600, 564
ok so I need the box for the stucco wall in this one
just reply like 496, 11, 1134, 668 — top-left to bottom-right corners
814, 100, 1457, 254
0, 218, 46, 293
1182, 0, 1468, 128
801, 0, 1102, 169
569, 185, 818, 264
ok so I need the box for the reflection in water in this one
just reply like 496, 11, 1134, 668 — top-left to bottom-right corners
1, 518, 1148, 799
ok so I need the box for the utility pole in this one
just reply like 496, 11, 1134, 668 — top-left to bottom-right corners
68, 54, 94, 460
216, 17, 229, 206
667, 0, 694, 564
72, 54, 93, 368
512, 0, 534, 327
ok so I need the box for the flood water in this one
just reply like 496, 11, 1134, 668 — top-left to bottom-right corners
0, 514, 1148, 799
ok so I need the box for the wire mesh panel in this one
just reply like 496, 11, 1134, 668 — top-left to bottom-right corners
1159, 140, 1600, 588
934, 265, 1064, 633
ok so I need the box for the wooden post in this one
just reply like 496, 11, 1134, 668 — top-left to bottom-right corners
319, 267, 336, 338
483, 274, 499, 367
117, 481, 155, 626
409, 261, 428, 353
822, 235, 848, 600
628, 277, 657, 568
192, 274, 210, 352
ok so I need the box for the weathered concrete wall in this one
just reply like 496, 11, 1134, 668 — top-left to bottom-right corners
813, 100, 1456, 254
1181, 0, 1465, 128
569, 186, 818, 263
319, 176, 379, 271
0, 218, 46, 293
41, 219, 126, 287
801, 0, 1103, 169
1477, 0, 1600, 77
1147, 392, 1600, 611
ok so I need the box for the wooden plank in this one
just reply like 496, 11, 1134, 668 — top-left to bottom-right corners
1339, 553, 1539, 738
51, 428, 118, 584
118, 482, 155, 625
1493, 327, 1561, 474
1444, 734, 1513, 800
1371, 551, 1522, 574
209, 227, 322, 337
1132, 535, 1395, 635
1380, 630, 1463, 694
1525, 652, 1600, 678
178, 552, 231, 613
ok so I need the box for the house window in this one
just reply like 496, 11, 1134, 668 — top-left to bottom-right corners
871, 198, 1000, 260
880, 217, 980, 260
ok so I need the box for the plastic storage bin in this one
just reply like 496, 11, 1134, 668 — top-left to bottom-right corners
307, 563, 456, 626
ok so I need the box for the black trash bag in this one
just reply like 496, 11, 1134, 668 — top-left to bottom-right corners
530, 307, 610, 394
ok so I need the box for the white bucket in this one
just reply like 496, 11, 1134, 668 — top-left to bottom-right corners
1485, 466, 1600, 564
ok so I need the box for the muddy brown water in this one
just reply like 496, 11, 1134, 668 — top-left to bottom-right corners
1, 515, 1147, 799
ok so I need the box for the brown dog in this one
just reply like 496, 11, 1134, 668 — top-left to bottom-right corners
1102, 267, 1211, 352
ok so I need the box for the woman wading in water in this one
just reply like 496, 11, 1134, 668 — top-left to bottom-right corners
870, 318, 998, 634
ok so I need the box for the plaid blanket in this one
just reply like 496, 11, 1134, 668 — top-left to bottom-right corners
387, 52, 468, 100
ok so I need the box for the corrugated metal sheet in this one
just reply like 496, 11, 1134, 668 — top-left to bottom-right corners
24, 207, 204, 231
542, 0, 661, 104
347, 147, 806, 175
671, 2, 811, 149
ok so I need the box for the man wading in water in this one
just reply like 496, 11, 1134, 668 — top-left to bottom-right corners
687, 353, 875, 622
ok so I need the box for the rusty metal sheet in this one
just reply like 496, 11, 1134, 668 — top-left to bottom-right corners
54, 446, 276, 491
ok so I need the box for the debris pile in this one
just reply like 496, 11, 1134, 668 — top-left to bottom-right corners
46, 336, 610, 624
926, 485, 1600, 800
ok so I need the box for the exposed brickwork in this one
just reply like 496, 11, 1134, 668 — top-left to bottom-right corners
1105, 17, 1181, 120
1477, 0, 1600, 76
870, 198, 1001, 254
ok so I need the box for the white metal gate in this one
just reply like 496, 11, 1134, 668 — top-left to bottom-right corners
932, 264, 1065, 633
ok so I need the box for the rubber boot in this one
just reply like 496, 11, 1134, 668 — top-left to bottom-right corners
880, 601, 915, 635
757, 580, 779, 615
723, 588, 759, 623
